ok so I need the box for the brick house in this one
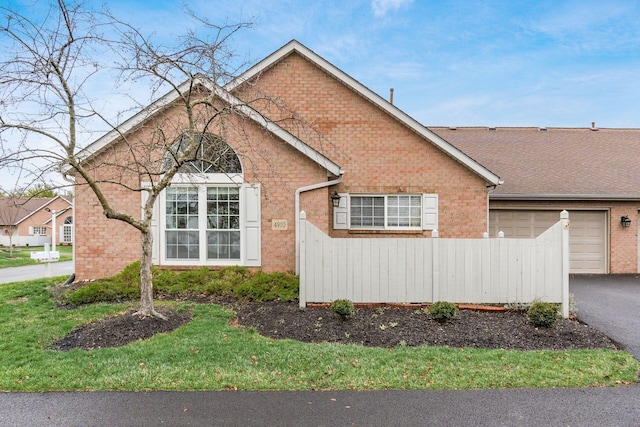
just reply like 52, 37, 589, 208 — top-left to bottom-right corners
0, 196, 73, 247
431, 126, 640, 274
71, 40, 501, 280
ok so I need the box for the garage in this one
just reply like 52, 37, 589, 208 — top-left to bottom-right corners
489, 210, 607, 274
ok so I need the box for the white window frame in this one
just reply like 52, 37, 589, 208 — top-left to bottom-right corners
61, 224, 73, 243
153, 173, 260, 267
149, 131, 262, 267
159, 175, 241, 266
31, 226, 47, 235
334, 193, 438, 231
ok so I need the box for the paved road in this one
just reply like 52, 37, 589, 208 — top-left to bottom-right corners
0, 261, 74, 284
1, 387, 639, 427
0, 274, 639, 426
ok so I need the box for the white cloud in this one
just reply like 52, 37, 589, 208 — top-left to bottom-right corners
371, 0, 413, 17
527, 1, 629, 37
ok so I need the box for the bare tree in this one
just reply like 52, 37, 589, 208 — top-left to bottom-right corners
0, 192, 24, 257
0, 1, 289, 318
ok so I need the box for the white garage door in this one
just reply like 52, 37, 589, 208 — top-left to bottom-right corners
489, 210, 607, 274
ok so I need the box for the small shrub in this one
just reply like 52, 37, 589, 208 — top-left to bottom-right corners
527, 302, 558, 328
234, 271, 299, 302
64, 263, 299, 305
429, 301, 458, 322
166, 267, 214, 294
330, 299, 355, 319
151, 268, 179, 293
66, 279, 139, 305
117, 261, 142, 286
569, 293, 578, 317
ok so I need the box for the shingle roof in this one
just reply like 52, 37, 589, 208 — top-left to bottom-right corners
0, 198, 50, 226
429, 127, 640, 200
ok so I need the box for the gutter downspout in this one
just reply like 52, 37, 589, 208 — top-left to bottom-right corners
61, 170, 76, 283
295, 172, 344, 274
486, 184, 499, 236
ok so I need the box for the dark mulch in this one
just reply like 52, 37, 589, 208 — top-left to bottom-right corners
231, 300, 620, 351
49, 296, 620, 352
50, 308, 192, 351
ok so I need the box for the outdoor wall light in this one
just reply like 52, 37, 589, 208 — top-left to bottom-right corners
621, 215, 631, 228
331, 191, 341, 208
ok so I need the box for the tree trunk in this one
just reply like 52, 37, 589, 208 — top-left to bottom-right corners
134, 228, 167, 319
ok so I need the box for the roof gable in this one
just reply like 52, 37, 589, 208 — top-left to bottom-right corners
74, 77, 342, 177
0, 196, 68, 226
227, 40, 502, 186
431, 126, 640, 200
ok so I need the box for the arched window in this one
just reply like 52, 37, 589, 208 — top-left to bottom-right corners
61, 216, 73, 244
157, 133, 259, 267
163, 133, 242, 174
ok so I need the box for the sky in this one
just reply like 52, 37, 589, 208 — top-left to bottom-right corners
1, 0, 640, 189
95, 0, 639, 129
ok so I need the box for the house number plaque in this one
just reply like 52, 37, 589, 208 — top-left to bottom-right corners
272, 219, 288, 230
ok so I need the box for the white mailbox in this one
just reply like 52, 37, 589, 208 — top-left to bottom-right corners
30, 243, 60, 262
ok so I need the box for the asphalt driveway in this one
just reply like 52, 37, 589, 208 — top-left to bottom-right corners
570, 274, 640, 360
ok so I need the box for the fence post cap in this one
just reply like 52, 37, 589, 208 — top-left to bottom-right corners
300, 211, 306, 219
431, 229, 439, 238
560, 210, 569, 219
498, 231, 505, 238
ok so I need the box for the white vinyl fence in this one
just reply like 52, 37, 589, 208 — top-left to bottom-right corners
299, 210, 570, 317
0, 234, 50, 247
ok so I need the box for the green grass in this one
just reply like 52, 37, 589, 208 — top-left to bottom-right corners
0, 246, 73, 268
0, 277, 637, 391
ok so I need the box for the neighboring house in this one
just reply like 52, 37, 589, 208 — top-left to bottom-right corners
0, 196, 74, 247
71, 40, 502, 280
430, 126, 640, 274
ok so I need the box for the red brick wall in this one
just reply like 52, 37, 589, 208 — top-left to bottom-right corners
608, 204, 638, 273
73, 105, 329, 279
73, 173, 146, 280
491, 200, 639, 273
236, 53, 489, 239
74, 52, 490, 279
16, 198, 72, 241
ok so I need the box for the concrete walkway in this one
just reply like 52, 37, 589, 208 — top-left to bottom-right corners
0, 261, 74, 284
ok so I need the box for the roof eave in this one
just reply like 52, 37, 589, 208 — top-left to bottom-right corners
491, 193, 640, 202
69, 81, 194, 171
210, 82, 343, 177
15, 197, 63, 224
69, 75, 342, 178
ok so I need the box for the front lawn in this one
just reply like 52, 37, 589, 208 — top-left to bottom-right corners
0, 245, 73, 268
0, 277, 637, 391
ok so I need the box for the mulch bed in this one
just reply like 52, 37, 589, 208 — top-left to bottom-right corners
50, 308, 192, 351
49, 297, 620, 352
231, 300, 620, 351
